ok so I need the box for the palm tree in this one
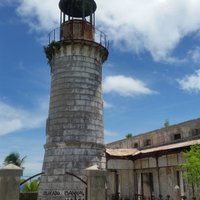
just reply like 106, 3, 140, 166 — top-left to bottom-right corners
3, 152, 26, 169
22, 179, 40, 192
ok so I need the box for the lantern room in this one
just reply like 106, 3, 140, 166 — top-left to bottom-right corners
59, 0, 97, 41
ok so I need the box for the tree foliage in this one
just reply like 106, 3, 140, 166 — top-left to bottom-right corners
3, 152, 26, 169
181, 144, 200, 196
21, 179, 40, 192
163, 119, 170, 128
126, 133, 133, 138
44, 41, 62, 63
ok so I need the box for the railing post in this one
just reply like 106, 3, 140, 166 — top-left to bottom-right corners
49, 33, 51, 44
174, 185, 180, 200
100, 33, 102, 45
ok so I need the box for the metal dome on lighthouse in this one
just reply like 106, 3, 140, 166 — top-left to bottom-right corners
59, 0, 97, 41
46, 0, 108, 63
48, 0, 108, 47
59, 0, 97, 17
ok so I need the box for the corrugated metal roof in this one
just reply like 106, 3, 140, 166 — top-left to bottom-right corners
106, 139, 200, 157
106, 148, 138, 156
140, 139, 200, 154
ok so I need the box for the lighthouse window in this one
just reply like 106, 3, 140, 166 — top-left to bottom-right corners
144, 139, 151, 147
174, 133, 181, 140
133, 142, 139, 148
191, 129, 200, 137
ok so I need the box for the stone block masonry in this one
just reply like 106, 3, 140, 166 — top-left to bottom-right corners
38, 40, 108, 200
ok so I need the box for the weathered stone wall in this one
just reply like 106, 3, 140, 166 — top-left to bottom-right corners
38, 40, 108, 200
107, 160, 134, 199
106, 116, 200, 199
106, 152, 196, 199
107, 118, 200, 149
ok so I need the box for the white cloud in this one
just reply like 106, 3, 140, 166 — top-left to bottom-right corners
188, 47, 200, 63
103, 100, 113, 109
24, 158, 43, 176
0, 138, 44, 176
104, 129, 120, 143
103, 75, 155, 97
16, 0, 59, 32
96, 0, 200, 62
0, 99, 48, 136
104, 129, 118, 137
178, 69, 200, 92
7, 0, 200, 62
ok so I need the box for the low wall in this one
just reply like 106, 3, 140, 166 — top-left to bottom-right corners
20, 192, 38, 200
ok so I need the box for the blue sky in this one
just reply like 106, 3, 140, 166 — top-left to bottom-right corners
0, 0, 200, 177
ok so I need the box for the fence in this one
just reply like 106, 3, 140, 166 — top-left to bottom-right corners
20, 193, 38, 200
109, 194, 197, 200
48, 25, 109, 49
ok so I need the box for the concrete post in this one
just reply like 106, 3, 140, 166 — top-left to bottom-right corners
0, 164, 23, 200
179, 171, 186, 199
174, 185, 180, 200
85, 165, 107, 200
137, 173, 142, 200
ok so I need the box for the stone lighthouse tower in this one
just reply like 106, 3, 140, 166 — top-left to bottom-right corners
38, 0, 108, 199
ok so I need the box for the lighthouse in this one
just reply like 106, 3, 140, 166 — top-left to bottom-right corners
37, 0, 108, 199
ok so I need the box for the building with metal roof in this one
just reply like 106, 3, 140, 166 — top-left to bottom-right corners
105, 118, 200, 200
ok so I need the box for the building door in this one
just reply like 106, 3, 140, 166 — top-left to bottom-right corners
142, 173, 153, 199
